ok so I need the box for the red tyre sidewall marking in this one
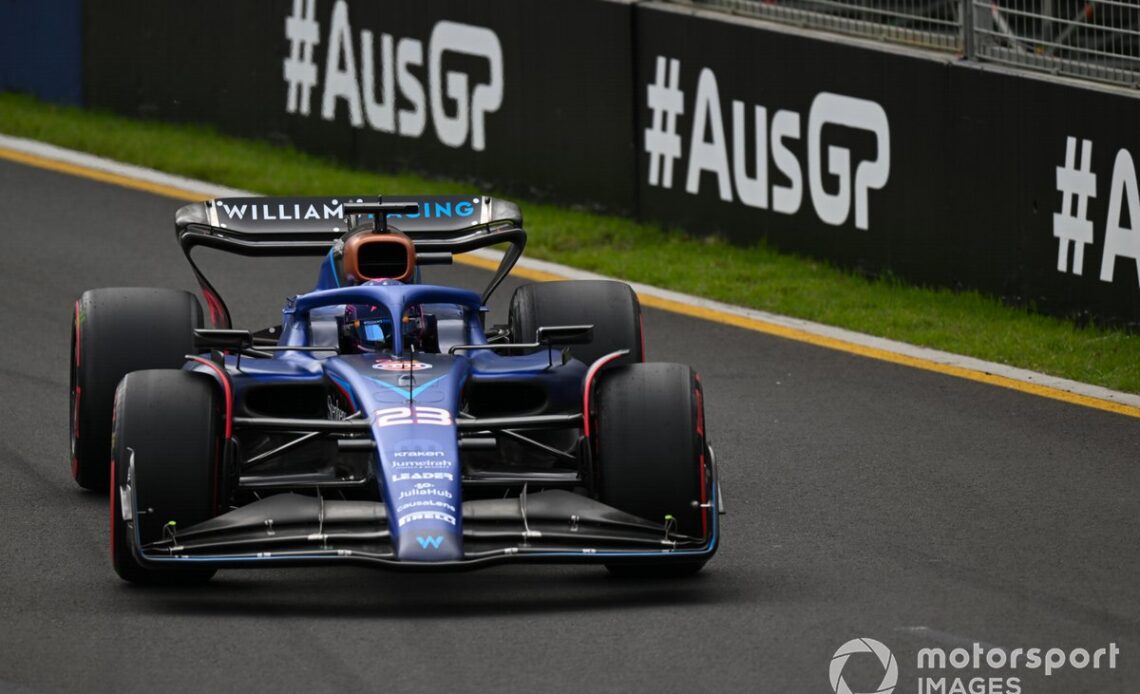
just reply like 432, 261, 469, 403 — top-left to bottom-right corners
203, 288, 227, 328
73, 300, 81, 367
187, 357, 234, 439
188, 357, 234, 518
71, 386, 81, 479
581, 351, 629, 440
694, 374, 708, 538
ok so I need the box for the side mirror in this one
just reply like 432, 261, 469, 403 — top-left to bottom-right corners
194, 329, 254, 352
535, 324, 594, 345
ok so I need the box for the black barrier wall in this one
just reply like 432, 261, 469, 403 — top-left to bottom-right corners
634, 3, 1140, 324
84, 0, 637, 211
79, 0, 1140, 323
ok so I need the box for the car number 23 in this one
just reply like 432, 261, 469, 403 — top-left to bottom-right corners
375, 406, 453, 427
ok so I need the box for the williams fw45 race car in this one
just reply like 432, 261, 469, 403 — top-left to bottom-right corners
69, 195, 722, 583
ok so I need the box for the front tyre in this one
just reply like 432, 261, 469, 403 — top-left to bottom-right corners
594, 363, 712, 577
111, 370, 222, 585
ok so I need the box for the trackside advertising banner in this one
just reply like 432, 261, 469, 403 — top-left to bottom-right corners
81, 0, 1140, 322
84, 0, 637, 211
635, 3, 1140, 324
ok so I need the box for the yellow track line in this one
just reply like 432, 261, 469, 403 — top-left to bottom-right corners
4, 145, 1138, 419
0, 147, 212, 201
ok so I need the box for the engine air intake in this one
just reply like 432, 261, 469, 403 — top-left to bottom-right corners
343, 232, 416, 283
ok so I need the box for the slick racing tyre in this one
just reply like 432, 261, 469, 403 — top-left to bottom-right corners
508, 280, 643, 366
594, 363, 711, 577
70, 287, 202, 491
111, 370, 222, 585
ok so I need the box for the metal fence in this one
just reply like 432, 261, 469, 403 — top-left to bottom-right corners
972, 1, 1140, 86
692, 1, 963, 50
686, 0, 1140, 88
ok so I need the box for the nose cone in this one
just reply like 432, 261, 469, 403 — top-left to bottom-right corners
326, 350, 471, 563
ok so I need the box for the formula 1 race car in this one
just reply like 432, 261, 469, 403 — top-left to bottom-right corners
69, 195, 721, 583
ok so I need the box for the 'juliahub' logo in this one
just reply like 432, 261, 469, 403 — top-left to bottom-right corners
830, 637, 1119, 694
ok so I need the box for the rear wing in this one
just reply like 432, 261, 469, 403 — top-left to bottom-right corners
175, 195, 526, 328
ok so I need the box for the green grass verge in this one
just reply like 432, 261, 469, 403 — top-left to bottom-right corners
2, 92, 1138, 393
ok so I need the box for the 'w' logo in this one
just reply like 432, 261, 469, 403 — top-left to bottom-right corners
416, 536, 444, 549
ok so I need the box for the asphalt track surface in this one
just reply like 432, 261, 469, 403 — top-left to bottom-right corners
0, 157, 1137, 694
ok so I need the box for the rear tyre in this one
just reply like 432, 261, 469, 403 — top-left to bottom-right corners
508, 280, 643, 366
594, 363, 711, 577
111, 370, 221, 585
71, 288, 202, 491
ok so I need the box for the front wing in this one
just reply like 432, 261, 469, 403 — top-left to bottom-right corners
120, 453, 722, 572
